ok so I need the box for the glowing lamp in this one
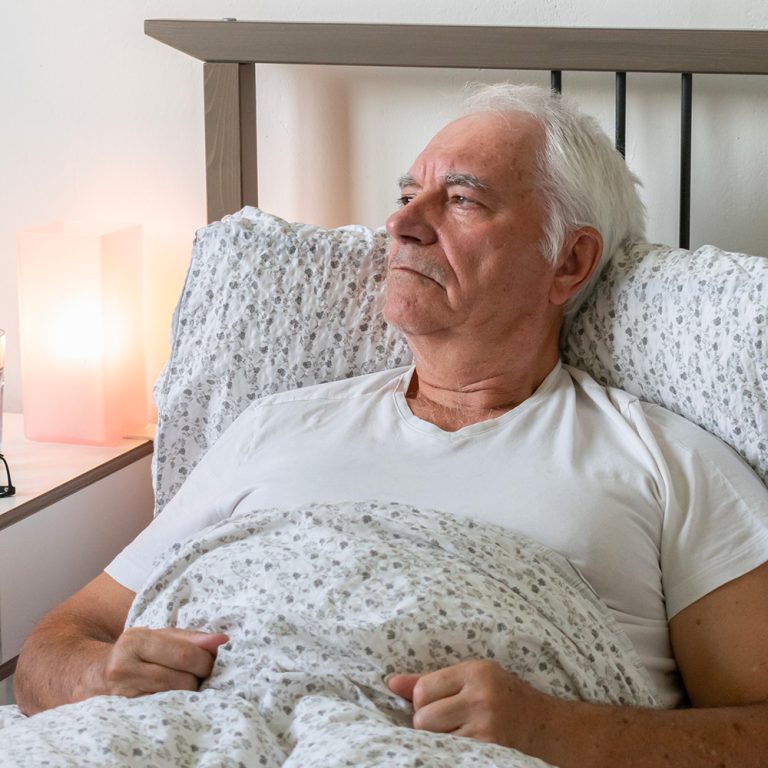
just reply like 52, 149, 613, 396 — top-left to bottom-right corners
16, 222, 148, 445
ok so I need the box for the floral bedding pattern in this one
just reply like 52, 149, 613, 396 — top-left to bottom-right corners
152, 209, 767, 519
0, 501, 658, 766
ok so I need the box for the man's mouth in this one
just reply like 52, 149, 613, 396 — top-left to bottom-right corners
388, 252, 447, 288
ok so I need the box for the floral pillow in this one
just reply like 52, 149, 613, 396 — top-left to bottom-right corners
152, 207, 411, 513
153, 207, 767, 513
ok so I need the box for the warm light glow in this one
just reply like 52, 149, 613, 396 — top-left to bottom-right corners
16, 222, 148, 445
46, 300, 104, 364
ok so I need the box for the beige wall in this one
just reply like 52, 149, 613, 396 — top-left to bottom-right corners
1, 0, 767, 413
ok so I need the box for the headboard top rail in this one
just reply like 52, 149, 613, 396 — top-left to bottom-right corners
145, 20, 768, 75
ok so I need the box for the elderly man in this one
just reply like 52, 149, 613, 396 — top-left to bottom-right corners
14, 85, 768, 766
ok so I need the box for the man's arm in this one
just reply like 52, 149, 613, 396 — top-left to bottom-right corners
388, 561, 768, 767
14, 572, 228, 715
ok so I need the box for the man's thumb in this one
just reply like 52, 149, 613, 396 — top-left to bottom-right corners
189, 632, 230, 655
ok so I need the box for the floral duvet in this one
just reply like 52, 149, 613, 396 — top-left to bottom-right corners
0, 501, 658, 766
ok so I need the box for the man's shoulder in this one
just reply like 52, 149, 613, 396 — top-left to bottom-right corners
638, 399, 752, 470
563, 364, 758, 477
565, 363, 714, 435
560, 363, 641, 412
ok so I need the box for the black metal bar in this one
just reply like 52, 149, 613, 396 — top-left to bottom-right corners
550, 70, 562, 93
680, 73, 693, 248
0, 655, 17, 682
615, 71, 627, 157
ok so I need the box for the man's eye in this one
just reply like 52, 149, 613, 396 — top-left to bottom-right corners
451, 195, 476, 207
396, 195, 414, 207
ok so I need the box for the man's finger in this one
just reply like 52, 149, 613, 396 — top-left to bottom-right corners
121, 628, 221, 678
116, 661, 202, 698
387, 673, 421, 701
410, 667, 465, 710
412, 693, 466, 734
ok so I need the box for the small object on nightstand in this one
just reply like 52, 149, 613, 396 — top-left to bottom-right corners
0, 454, 14, 498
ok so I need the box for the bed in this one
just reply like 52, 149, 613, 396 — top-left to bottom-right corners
0, 20, 767, 768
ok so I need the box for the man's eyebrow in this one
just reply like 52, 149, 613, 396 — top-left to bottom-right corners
397, 172, 492, 191
443, 172, 491, 191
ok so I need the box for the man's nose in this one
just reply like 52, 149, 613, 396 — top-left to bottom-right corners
385, 198, 438, 246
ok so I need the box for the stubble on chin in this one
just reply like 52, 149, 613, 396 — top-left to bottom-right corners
387, 246, 449, 288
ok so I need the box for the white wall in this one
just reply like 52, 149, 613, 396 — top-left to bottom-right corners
1, 0, 767, 414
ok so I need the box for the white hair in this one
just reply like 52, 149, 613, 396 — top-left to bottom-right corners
463, 83, 646, 317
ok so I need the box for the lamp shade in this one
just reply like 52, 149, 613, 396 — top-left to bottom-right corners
16, 222, 148, 445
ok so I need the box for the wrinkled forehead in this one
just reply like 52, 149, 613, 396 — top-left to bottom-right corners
411, 111, 545, 184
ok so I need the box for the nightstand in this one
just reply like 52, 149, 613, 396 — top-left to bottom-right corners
0, 413, 154, 705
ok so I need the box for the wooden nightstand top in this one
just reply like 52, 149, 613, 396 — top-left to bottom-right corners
0, 413, 154, 532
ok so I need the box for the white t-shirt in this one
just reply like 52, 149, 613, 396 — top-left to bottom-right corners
108, 363, 768, 708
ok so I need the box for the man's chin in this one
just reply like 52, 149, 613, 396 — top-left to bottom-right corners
383, 300, 443, 338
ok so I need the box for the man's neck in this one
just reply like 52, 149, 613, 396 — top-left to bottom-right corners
404, 338, 561, 432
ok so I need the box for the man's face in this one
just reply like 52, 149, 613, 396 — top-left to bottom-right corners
383, 111, 559, 343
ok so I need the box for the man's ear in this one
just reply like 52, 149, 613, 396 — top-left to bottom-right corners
549, 227, 603, 307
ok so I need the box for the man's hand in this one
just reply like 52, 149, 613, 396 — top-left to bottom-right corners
388, 659, 550, 750
81, 627, 229, 701
389, 652, 768, 768
14, 572, 229, 715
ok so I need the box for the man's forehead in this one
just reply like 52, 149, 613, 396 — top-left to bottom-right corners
402, 111, 543, 187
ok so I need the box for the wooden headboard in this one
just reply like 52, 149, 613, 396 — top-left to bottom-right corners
145, 20, 768, 244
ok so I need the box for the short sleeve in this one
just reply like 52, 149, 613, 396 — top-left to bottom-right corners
643, 403, 768, 618
106, 402, 264, 592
